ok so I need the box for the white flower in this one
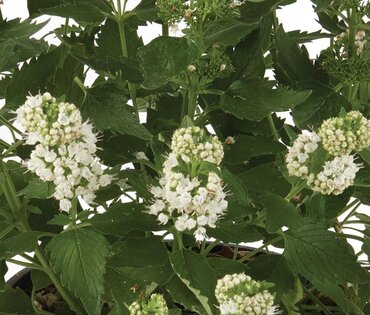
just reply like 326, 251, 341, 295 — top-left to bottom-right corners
60, 199, 72, 212
158, 213, 169, 224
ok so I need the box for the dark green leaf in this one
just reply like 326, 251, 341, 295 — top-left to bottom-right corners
0, 18, 48, 42
224, 134, 285, 164
222, 169, 250, 205
239, 162, 291, 196
169, 249, 218, 315
131, 0, 158, 22
291, 81, 350, 129
220, 79, 311, 121
4, 47, 63, 110
203, 19, 259, 47
0, 286, 35, 314
311, 0, 332, 12
79, 82, 152, 140
208, 220, 262, 243
47, 214, 71, 226
359, 147, 370, 164
241, 0, 281, 21
0, 261, 7, 292
0, 231, 39, 259
207, 257, 246, 276
41, 0, 110, 23
164, 275, 205, 314
90, 202, 162, 236
138, 36, 198, 89
19, 177, 54, 199
362, 237, 370, 261
248, 254, 303, 314
46, 228, 109, 315
354, 165, 370, 187
263, 193, 303, 233
284, 222, 369, 284
31, 269, 52, 292
286, 30, 332, 43
312, 279, 364, 315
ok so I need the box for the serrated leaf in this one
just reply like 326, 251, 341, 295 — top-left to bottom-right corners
208, 220, 262, 243
263, 193, 303, 233
0, 286, 35, 314
207, 257, 246, 276
138, 36, 198, 89
0, 18, 48, 42
203, 19, 259, 47
40, 0, 110, 23
169, 249, 217, 315
224, 135, 285, 164
360, 147, 370, 164
222, 169, 250, 206
46, 228, 109, 315
284, 222, 369, 285
90, 202, 162, 236
0, 261, 7, 292
0, 231, 39, 259
19, 177, 54, 199
79, 82, 152, 140
248, 254, 303, 314
220, 79, 311, 121
47, 214, 71, 226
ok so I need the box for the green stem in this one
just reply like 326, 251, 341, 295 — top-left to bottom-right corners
63, 17, 69, 35
267, 114, 280, 141
7, 258, 42, 270
200, 239, 207, 256
181, 90, 189, 122
285, 181, 306, 201
0, 221, 17, 239
187, 84, 198, 121
0, 140, 24, 160
116, 0, 138, 115
0, 115, 22, 136
349, 82, 360, 104
74, 77, 88, 103
0, 139, 10, 148
337, 233, 365, 242
238, 236, 283, 263
341, 200, 361, 225
232, 244, 239, 260
162, 23, 169, 36
203, 239, 220, 256
303, 287, 331, 315
175, 231, 184, 250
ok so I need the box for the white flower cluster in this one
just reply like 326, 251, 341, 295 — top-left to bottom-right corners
307, 155, 360, 195
215, 273, 279, 315
149, 127, 227, 239
129, 294, 168, 315
171, 126, 224, 165
16, 93, 82, 147
318, 111, 370, 156
17, 93, 113, 212
355, 30, 366, 55
229, 0, 245, 8
286, 132, 321, 178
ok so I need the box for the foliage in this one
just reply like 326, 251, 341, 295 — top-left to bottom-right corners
0, 0, 369, 314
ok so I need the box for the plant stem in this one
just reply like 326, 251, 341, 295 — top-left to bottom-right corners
341, 200, 361, 225
232, 244, 239, 260
267, 114, 280, 141
238, 236, 283, 263
187, 83, 198, 121
302, 287, 331, 315
203, 239, 220, 256
116, 0, 139, 115
285, 181, 306, 201
7, 258, 42, 270
0, 139, 24, 160
0, 115, 22, 136
200, 239, 207, 256
0, 221, 17, 239
175, 231, 184, 250
162, 23, 169, 36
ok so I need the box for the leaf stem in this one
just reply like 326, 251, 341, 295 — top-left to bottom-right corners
6, 258, 42, 270
116, 0, 139, 115
187, 79, 198, 121
302, 287, 331, 315
203, 239, 220, 256
0, 139, 24, 160
340, 200, 361, 225
0, 115, 22, 136
267, 114, 280, 141
238, 236, 283, 263
285, 181, 306, 201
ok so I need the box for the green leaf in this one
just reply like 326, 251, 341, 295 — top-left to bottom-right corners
220, 79, 311, 121
239, 162, 291, 196
0, 261, 8, 292
47, 214, 71, 226
0, 286, 35, 314
359, 147, 370, 164
164, 275, 205, 314
207, 257, 246, 276
224, 134, 285, 164
354, 165, 370, 187
31, 269, 52, 292
79, 82, 152, 140
203, 19, 259, 47
221, 169, 250, 206
312, 279, 364, 315
0, 18, 48, 42
263, 193, 303, 233
291, 81, 350, 129
0, 231, 39, 259
240, 0, 281, 21
138, 36, 198, 89
362, 237, 370, 261
4, 46, 63, 109
248, 254, 303, 314
284, 221, 369, 285
311, 0, 332, 13
40, 0, 110, 22
19, 177, 54, 199
208, 220, 262, 243
46, 228, 109, 315
169, 249, 218, 315
90, 202, 162, 236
